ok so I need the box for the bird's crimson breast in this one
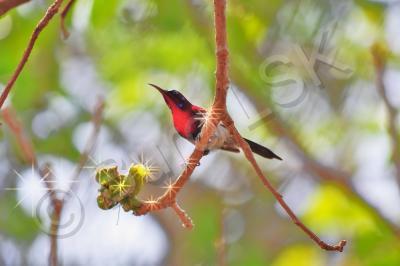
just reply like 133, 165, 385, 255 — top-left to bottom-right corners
172, 111, 198, 140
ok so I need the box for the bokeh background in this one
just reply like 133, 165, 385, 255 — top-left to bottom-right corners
1, 0, 400, 265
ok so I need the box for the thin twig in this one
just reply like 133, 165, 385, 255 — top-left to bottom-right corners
39, 163, 59, 209
1, 107, 60, 265
203, 2, 344, 249
0, 0, 64, 109
40, 164, 63, 266
186, 0, 398, 236
223, 115, 346, 251
49, 199, 62, 266
1, 107, 36, 164
69, 98, 105, 193
0, 0, 30, 16
37, 163, 62, 266
49, 98, 104, 266
1, 100, 104, 266
227, 46, 400, 236
171, 202, 193, 229
186, 0, 397, 238
60, 0, 75, 39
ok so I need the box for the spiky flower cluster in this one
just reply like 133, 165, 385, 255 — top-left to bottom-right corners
95, 164, 151, 213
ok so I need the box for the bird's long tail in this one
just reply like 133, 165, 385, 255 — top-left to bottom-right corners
244, 138, 282, 160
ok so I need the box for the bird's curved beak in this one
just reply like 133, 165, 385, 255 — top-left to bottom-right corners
148, 83, 166, 95
149, 83, 173, 107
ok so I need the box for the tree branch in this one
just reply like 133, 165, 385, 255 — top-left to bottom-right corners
1, 99, 104, 266
39, 164, 63, 266
0, 0, 64, 109
60, 0, 75, 39
0, 0, 30, 16
133, 0, 229, 223
232, 75, 400, 237
1, 107, 36, 164
132, 0, 347, 252
171, 202, 193, 229
69, 98, 104, 193
48, 98, 104, 266
1, 108, 59, 265
223, 115, 346, 252
185, 0, 396, 235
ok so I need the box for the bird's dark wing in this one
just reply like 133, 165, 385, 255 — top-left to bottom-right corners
190, 106, 207, 140
244, 138, 282, 160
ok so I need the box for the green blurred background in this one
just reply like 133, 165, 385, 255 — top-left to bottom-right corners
1, 0, 400, 265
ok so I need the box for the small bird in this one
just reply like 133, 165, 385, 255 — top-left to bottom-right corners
150, 84, 282, 160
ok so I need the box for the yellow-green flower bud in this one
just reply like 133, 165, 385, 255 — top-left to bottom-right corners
109, 175, 130, 199
120, 197, 142, 212
128, 164, 150, 196
95, 166, 119, 187
97, 194, 116, 210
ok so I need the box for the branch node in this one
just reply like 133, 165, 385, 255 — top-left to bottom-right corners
171, 202, 194, 230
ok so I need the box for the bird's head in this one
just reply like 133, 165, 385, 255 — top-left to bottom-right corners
149, 83, 193, 112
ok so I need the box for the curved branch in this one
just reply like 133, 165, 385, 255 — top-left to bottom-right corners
1, 107, 36, 164
223, 115, 346, 252
0, 0, 64, 109
0, 0, 30, 16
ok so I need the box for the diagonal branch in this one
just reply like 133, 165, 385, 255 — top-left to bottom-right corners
171, 202, 194, 229
223, 115, 346, 251
0, 0, 30, 16
185, 0, 398, 235
232, 76, 400, 237
186, 0, 399, 237
0, 0, 64, 109
1, 107, 36, 164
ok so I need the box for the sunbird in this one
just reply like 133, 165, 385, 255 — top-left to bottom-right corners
151, 84, 282, 160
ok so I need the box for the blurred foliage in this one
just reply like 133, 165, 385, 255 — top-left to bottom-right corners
0, 0, 400, 265
0, 194, 38, 241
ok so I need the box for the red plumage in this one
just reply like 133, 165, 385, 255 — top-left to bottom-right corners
150, 84, 282, 160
